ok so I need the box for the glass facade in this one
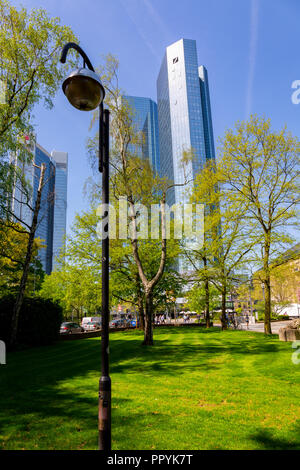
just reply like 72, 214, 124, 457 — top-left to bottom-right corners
33, 144, 55, 275
51, 151, 68, 270
10, 143, 68, 275
124, 96, 160, 174
157, 39, 216, 205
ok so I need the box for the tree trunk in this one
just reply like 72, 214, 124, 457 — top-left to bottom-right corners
143, 291, 153, 346
220, 288, 227, 330
204, 278, 210, 328
128, 195, 167, 346
263, 237, 272, 335
264, 278, 272, 334
10, 163, 46, 346
203, 256, 210, 328
137, 296, 145, 330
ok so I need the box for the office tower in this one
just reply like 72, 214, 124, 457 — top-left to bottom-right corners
124, 95, 160, 174
157, 38, 216, 205
10, 142, 68, 275
34, 144, 56, 275
51, 151, 68, 270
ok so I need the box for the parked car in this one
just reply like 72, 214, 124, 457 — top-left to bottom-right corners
81, 316, 101, 329
110, 319, 121, 328
60, 322, 84, 334
84, 321, 101, 331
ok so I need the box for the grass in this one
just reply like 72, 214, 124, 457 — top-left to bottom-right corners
0, 327, 299, 450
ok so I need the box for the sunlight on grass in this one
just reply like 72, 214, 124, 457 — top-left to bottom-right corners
0, 327, 299, 450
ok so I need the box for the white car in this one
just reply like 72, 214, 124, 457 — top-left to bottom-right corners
83, 321, 101, 331
81, 316, 101, 329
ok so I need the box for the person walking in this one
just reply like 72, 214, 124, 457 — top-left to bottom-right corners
245, 313, 249, 329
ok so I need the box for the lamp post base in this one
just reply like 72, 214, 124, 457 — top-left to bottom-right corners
98, 375, 111, 450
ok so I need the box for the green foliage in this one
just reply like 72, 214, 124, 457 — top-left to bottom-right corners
0, 294, 62, 348
219, 115, 300, 267
0, 0, 77, 157
0, 221, 44, 296
185, 283, 219, 314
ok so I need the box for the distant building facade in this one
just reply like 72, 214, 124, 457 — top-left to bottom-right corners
124, 95, 160, 174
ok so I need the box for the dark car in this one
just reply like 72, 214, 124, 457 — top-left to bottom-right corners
60, 322, 84, 334
109, 319, 120, 328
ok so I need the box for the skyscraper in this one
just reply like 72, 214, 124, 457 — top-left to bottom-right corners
51, 151, 68, 270
157, 38, 215, 205
34, 144, 56, 274
10, 142, 68, 275
124, 96, 160, 174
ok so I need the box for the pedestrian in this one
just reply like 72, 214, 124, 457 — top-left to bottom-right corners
245, 313, 249, 329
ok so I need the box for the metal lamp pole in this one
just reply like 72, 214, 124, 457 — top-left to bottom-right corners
98, 101, 111, 450
60, 43, 111, 451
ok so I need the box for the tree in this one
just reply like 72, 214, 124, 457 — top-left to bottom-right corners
10, 163, 46, 345
189, 161, 255, 330
40, 264, 102, 321
185, 282, 219, 319
219, 116, 300, 334
87, 55, 190, 345
0, 0, 77, 158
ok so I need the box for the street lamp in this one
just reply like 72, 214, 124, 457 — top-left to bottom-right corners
60, 42, 111, 451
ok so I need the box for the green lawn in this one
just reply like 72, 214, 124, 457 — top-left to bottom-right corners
0, 327, 299, 450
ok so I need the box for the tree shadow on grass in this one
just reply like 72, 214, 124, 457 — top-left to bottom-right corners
109, 328, 282, 376
249, 424, 300, 450
0, 327, 289, 449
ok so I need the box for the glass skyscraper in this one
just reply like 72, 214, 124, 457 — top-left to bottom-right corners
10, 143, 68, 275
157, 38, 215, 205
51, 151, 68, 270
124, 96, 160, 174
34, 144, 56, 274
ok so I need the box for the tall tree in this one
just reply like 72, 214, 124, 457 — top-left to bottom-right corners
10, 163, 46, 345
219, 116, 300, 334
87, 55, 190, 345
190, 161, 256, 329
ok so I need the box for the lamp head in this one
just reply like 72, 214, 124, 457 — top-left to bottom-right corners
62, 68, 105, 111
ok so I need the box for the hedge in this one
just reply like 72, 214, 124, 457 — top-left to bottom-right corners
0, 295, 63, 349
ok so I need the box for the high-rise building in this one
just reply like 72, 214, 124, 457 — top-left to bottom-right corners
124, 96, 160, 174
10, 142, 68, 275
51, 151, 68, 270
34, 144, 56, 275
157, 38, 215, 205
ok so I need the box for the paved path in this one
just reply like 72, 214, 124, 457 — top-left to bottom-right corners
237, 320, 292, 334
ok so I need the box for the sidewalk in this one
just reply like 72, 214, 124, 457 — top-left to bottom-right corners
237, 320, 292, 334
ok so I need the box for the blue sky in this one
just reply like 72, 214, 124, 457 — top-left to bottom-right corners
10, 0, 300, 233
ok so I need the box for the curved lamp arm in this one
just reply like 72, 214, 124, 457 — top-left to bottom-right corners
60, 42, 95, 72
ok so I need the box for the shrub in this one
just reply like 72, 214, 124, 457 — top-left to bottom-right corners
277, 314, 290, 321
0, 295, 63, 349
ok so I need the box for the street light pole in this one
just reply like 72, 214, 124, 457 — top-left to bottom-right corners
98, 102, 111, 450
60, 43, 111, 451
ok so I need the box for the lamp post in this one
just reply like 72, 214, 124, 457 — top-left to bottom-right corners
60, 42, 111, 451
